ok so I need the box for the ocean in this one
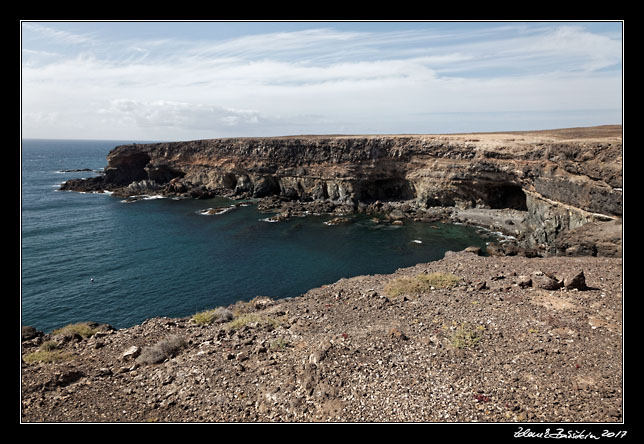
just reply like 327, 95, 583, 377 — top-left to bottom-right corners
21, 139, 497, 333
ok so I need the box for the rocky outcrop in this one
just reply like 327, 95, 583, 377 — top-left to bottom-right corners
60, 126, 622, 256
21, 251, 623, 422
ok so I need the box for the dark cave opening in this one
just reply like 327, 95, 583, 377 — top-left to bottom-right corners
105, 152, 151, 186
356, 178, 415, 202
486, 184, 527, 210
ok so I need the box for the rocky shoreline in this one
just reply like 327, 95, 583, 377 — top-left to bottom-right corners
21, 250, 622, 423
22, 126, 623, 423
58, 126, 623, 257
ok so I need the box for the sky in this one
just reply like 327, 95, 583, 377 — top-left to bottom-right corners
21, 21, 623, 141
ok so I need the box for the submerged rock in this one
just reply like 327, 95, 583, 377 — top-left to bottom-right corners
324, 217, 351, 226
197, 206, 235, 216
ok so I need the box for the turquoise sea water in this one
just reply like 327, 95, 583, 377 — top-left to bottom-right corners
21, 139, 497, 333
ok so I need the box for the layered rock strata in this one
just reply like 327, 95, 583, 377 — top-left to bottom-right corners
61, 126, 622, 256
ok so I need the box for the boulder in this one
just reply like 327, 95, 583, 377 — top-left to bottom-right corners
532, 271, 563, 290
464, 246, 482, 255
22, 326, 43, 341
486, 241, 519, 256
125, 179, 160, 194
516, 275, 532, 288
251, 297, 274, 311
387, 209, 406, 221
563, 270, 588, 290
472, 281, 488, 291
122, 345, 141, 361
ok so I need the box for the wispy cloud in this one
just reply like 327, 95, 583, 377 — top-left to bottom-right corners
22, 22, 97, 45
21, 22, 622, 139
98, 99, 266, 131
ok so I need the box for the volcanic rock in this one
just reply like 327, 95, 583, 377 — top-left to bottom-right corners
60, 126, 622, 257
21, 251, 622, 423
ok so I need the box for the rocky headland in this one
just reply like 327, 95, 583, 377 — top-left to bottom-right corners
22, 126, 623, 423
60, 125, 622, 257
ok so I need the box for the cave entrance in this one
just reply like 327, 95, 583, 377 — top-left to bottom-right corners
126, 153, 151, 182
106, 152, 151, 186
357, 178, 414, 202
486, 184, 527, 210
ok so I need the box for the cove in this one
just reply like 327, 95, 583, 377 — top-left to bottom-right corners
22, 191, 496, 333
104, 196, 497, 327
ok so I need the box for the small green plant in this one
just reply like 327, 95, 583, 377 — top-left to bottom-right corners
192, 307, 233, 325
417, 272, 461, 288
269, 337, 290, 350
51, 322, 100, 338
40, 340, 58, 351
450, 323, 481, 349
23, 341, 73, 364
23, 349, 72, 364
384, 272, 461, 297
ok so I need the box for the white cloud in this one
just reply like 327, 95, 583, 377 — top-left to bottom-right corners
99, 99, 265, 131
22, 22, 97, 45
517, 25, 622, 71
21, 22, 622, 139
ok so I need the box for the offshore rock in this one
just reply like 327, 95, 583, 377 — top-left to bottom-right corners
61, 126, 622, 256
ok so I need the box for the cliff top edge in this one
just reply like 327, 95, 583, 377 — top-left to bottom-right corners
154, 125, 622, 145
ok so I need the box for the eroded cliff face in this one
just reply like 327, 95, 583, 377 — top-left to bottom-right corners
61, 126, 622, 256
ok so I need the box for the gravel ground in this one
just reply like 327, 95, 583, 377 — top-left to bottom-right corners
21, 250, 623, 423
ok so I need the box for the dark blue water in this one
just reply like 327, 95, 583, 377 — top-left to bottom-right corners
21, 139, 497, 333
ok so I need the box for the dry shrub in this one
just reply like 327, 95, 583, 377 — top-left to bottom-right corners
136, 335, 187, 365
384, 272, 461, 297
192, 307, 233, 325
23, 340, 73, 364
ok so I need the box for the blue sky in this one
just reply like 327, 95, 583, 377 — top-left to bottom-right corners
21, 21, 623, 141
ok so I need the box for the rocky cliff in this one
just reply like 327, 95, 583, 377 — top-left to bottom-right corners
61, 126, 622, 256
